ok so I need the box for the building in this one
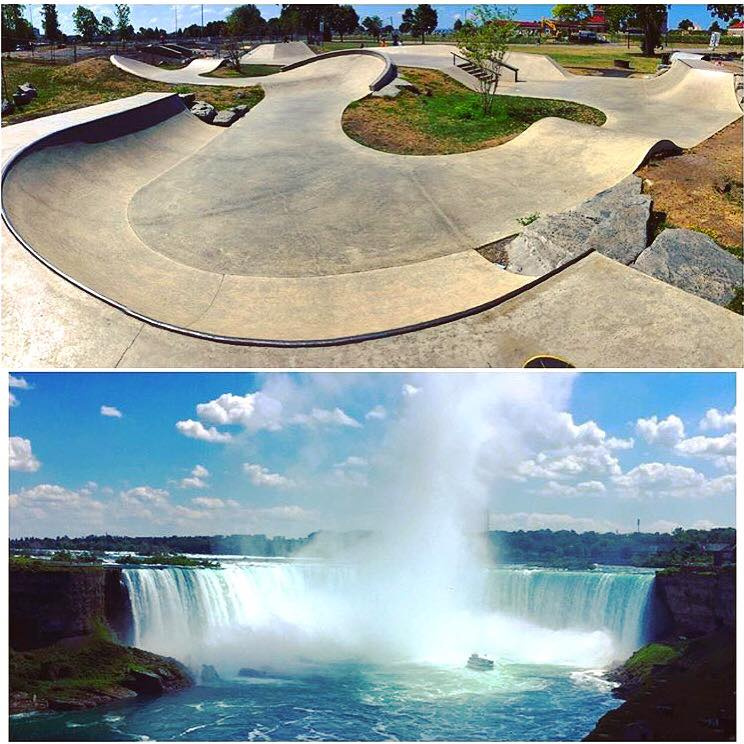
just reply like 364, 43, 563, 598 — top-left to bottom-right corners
728, 20, 744, 36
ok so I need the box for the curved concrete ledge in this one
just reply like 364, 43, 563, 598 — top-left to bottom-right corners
281, 48, 397, 91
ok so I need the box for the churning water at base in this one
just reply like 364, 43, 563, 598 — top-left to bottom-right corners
11, 564, 656, 742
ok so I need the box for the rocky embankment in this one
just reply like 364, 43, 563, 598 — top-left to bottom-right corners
9, 561, 192, 715
585, 566, 735, 741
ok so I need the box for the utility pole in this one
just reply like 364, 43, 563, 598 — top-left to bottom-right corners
174, 5, 178, 37
637, 518, 640, 534
201, 4, 204, 38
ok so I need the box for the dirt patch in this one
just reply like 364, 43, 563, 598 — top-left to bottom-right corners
636, 119, 743, 256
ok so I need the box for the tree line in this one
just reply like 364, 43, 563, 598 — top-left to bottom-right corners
10, 526, 735, 567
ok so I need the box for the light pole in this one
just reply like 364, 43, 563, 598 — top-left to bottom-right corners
174, 5, 178, 37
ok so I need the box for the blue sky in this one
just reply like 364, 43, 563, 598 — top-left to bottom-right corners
8, 372, 736, 539
24, 4, 732, 35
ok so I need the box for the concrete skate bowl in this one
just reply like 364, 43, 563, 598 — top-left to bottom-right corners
2, 55, 740, 346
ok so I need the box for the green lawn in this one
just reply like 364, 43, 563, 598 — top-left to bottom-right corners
343, 66, 606, 155
204, 62, 283, 78
1, 58, 264, 125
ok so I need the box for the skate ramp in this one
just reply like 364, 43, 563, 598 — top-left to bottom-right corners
242, 41, 315, 65
2, 53, 741, 345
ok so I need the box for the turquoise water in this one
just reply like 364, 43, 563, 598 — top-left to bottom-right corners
11, 564, 654, 741
11, 661, 620, 741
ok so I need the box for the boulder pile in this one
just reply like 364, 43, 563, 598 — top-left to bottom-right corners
187, 97, 251, 127
501, 175, 742, 307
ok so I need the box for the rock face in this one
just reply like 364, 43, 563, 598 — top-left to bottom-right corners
10, 565, 134, 650
655, 568, 735, 637
190, 100, 216, 123
506, 176, 651, 275
10, 567, 106, 650
633, 229, 742, 306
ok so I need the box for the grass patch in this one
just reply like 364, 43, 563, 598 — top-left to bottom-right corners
342, 66, 605, 155
10, 632, 189, 706
10, 555, 102, 573
115, 553, 221, 568
204, 63, 282, 78
506, 43, 663, 75
623, 643, 682, 681
1, 58, 264, 126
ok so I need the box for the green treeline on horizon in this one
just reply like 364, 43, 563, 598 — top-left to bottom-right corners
9, 526, 735, 568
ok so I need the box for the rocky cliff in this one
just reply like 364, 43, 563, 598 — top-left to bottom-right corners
10, 563, 133, 650
655, 566, 735, 637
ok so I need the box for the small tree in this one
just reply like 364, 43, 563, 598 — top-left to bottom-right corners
362, 15, 383, 40
707, 4, 744, 22
73, 5, 100, 42
453, 18, 463, 32
332, 4, 359, 41
41, 4, 62, 41
551, 4, 589, 23
455, 6, 517, 115
114, 4, 131, 41
100, 15, 114, 39
631, 4, 668, 56
677, 18, 694, 30
400, 4, 438, 43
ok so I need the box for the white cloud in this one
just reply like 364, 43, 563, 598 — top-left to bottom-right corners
196, 391, 284, 432
635, 414, 685, 447
179, 464, 210, 489
121, 486, 170, 507
402, 384, 421, 397
543, 479, 607, 497
9, 375, 30, 389
675, 432, 736, 459
291, 407, 361, 428
335, 456, 368, 468
192, 496, 225, 508
9, 391, 18, 407
243, 463, 295, 488
100, 405, 123, 418
699, 406, 736, 432
9, 436, 40, 472
176, 419, 232, 443
10, 483, 104, 512
611, 463, 734, 500
489, 511, 619, 533
365, 405, 387, 420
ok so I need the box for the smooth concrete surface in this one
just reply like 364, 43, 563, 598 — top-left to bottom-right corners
2, 51, 742, 363
242, 40, 315, 64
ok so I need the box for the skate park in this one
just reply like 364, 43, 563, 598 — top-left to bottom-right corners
2, 42, 742, 366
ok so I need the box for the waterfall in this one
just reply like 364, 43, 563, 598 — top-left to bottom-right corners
123, 563, 656, 671
484, 568, 656, 653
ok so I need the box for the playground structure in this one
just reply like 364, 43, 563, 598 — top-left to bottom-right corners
1, 44, 742, 366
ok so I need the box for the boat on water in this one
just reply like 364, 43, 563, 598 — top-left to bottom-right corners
467, 653, 494, 671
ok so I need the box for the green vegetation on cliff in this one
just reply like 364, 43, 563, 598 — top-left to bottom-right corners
114, 553, 221, 568
10, 621, 192, 714
586, 629, 735, 741
10, 554, 103, 573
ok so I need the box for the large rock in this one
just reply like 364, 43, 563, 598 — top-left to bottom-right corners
212, 109, 239, 127
123, 668, 165, 695
506, 176, 651, 275
230, 104, 250, 118
18, 82, 38, 99
633, 229, 742, 306
2, 98, 15, 115
190, 100, 216, 123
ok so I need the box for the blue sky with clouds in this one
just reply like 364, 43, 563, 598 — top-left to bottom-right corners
22, 4, 731, 35
8, 372, 736, 539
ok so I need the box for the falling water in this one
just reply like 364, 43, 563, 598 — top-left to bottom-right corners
123, 562, 656, 673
